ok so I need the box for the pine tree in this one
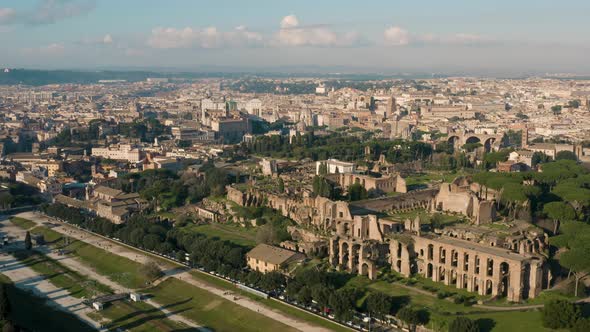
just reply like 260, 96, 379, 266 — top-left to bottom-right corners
24, 231, 32, 251
0, 284, 11, 320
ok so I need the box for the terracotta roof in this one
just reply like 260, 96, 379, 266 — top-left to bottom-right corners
247, 244, 303, 265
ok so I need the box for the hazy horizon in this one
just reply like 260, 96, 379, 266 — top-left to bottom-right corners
2, 0, 590, 75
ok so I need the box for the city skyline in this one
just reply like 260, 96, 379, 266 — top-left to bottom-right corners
1, 0, 590, 74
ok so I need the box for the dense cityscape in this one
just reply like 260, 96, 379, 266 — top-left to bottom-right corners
1, 1, 590, 332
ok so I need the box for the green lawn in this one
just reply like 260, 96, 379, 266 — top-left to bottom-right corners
9, 217, 36, 230
184, 223, 258, 247
22, 223, 153, 289
345, 275, 551, 332
0, 273, 96, 332
88, 299, 191, 332
64, 240, 152, 289
13, 250, 112, 299
458, 310, 552, 332
145, 278, 298, 332
189, 271, 352, 332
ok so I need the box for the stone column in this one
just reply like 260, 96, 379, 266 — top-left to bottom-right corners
491, 260, 501, 297
338, 241, 346, 267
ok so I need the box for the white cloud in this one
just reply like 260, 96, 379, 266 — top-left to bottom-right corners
275, 15, 361, 47
148, 25, 263, 49
102, 34, 113, 44
280, 15, 299, 29
383, 25, 490, 47
383, 26, 410, 46
0, 8, 16, 25
0, 1, 95, 26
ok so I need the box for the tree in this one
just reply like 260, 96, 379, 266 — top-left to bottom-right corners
0, 284, 10, 320
543, 201, 576, 234
449, 317, 479, 332
311, 285, 332, 313
397, 306, 422, 330
551, 105, 562, 115
24, 231, 32, 250
347, 183, 367, 201
572, 318, 590, 332
559, 242, 590, 297
277, 178, 285, 193
259, 271, 285, 292
246, 271, 262, 286
329, 288, 359, 321
531, 152, 551, 167
366, 292, 392, 320
296, 286, 313, 305
541, 300, 580, 329
555, 150, 577, 161
568, 100, 581, 109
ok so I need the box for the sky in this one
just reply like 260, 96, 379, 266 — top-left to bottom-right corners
1, 0, 589, 75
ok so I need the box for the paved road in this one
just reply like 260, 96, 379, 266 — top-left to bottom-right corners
17, 212, 334, 332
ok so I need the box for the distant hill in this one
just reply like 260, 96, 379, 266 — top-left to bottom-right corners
0, 68, 449, 86
0, 69, 238, 86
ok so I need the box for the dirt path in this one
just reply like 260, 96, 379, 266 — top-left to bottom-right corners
0, 248, 101, 330
17, 212, 334, 332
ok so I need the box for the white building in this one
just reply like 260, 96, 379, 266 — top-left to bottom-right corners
316, 159, 355, 175
92, 144, 142, 162
246, 98, 262, 116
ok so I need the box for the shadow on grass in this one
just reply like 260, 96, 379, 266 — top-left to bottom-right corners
477, 318, 496, 332
108, 298, 193, 326
106, 305, 192, 331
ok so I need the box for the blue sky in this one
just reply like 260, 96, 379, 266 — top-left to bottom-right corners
1, 0, 589, 74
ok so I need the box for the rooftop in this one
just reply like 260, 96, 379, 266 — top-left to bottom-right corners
247, 244, 302, 265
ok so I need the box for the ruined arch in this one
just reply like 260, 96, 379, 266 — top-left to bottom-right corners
484, 137, 496, 153
485, 279, 493, 295
361, 263, 369, 276
448, 135, 460, 148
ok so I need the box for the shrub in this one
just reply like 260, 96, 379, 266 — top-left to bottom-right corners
541, 300, 580, 329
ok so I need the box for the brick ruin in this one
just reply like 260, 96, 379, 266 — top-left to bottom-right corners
226, 172, 548, 302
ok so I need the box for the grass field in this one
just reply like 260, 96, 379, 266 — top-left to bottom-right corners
13, 250, 112, 299
87, 299, 191, 332
344, 275, 550, 332
0, 273, 96, 332
145, 278, 298, 332
189, 271, 352, 332
19, 223, 152, 289
184, 223, 258, 247
9, 217, 36, 230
